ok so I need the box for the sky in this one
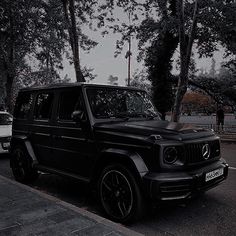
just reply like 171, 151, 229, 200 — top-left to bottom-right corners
62, 36, 225, 86
61, 6, 226, 86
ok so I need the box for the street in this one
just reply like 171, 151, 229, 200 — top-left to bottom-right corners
0, 143, 235, 236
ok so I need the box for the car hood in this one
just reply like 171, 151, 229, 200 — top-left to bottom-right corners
93, 120, 215, 142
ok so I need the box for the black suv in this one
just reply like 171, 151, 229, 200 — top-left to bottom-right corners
10, 83, 228, 222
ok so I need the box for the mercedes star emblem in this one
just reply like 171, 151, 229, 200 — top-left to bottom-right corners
202, 144, 210, 160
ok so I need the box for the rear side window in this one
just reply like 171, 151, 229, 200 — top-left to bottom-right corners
34, 93, 53, 120
58, 90, 83, 120
14, 93, 33, 119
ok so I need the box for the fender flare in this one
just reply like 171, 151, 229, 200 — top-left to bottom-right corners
10, 135, 38, 165
97, 148, 149, 177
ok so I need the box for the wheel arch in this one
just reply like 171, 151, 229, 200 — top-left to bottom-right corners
91, 148, 149, 186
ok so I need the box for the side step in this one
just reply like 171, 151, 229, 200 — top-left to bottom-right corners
34, 164, 90, 183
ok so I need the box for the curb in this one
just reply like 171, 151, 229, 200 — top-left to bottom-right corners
0, 174, 143, 236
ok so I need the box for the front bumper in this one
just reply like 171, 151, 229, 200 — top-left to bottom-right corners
143, 159, 228, 201
0, 136, 11, 150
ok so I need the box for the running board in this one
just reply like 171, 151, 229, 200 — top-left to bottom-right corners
34, 164, 90, 183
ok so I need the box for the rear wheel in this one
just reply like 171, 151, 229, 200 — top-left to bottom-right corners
10, 146, 38, 184
98, 164, 145, 223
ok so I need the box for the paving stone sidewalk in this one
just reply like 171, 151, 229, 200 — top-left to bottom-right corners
0, 175, 142, 236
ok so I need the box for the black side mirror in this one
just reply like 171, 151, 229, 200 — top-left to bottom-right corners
71, 110, 84, 123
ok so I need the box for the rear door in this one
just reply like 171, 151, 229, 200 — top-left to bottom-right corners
50, 87, 95, 178
30, 91, 55, 166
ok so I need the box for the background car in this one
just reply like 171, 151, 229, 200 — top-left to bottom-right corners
0, 111, 12, 152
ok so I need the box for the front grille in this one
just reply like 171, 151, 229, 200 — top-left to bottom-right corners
185, 140, 220, 165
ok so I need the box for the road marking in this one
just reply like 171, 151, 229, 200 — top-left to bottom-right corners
229, 167, 236, 170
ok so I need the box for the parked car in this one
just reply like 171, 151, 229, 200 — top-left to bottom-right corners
0, 111, 12, 151
10, 83, 228, 223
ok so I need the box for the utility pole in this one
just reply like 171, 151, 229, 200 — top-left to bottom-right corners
125, 11, 132, 86
128, 33, 131, 86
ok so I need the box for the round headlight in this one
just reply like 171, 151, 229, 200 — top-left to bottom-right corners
164, 147, 178, 164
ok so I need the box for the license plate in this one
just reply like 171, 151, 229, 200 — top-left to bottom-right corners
205, 168, 224, 182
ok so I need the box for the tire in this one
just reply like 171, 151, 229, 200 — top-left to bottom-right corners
98, 163, 145, 223
10, 146, 39, 184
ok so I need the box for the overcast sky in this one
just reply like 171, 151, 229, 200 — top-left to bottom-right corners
62, 37, 225, 86
61, 7, 226, 86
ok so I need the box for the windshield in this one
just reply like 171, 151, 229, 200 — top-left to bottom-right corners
87, 87, 160, 120
0, 114, 12, 125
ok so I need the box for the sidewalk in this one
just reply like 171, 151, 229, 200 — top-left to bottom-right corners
0, 175, 142, 236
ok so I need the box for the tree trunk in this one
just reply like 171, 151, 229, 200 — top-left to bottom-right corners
172, 72, 188, 121
4, 4, 15, 113
171, 0, 198, 122
150, 33, 178, 120
62, 0, 85, 82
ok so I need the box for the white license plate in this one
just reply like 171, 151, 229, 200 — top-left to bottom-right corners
205, 168, 224, 182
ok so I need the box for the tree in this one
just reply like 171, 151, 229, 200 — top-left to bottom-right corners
189, 65, 236, 107
61, 0, 97, 82
107, 75, 119, 85
145, 33, 177, 120
130, 69, 151, 94
171, 0, 198, 121
97, 0, 236, 121
182, 91, 214, 115
0, 0, 67, 112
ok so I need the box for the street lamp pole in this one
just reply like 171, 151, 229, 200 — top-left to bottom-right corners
126, 11, 132, 87
128, 32, 131, 86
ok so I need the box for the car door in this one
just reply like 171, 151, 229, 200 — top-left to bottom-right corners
50, 87, 95, 178
30, 91, 55, 167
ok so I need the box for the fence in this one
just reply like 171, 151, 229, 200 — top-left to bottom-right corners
193, 124, 236, 133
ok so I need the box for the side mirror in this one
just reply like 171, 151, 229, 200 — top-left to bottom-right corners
71, 110, 84, 123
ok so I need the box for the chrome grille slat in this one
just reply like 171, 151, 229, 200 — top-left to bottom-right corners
185, 140, 220, 164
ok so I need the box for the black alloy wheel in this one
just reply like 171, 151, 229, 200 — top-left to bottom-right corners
10, 146, 38, 183
99, 164, 144, 223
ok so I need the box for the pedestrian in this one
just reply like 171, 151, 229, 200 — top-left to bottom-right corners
216, 106, 224, 133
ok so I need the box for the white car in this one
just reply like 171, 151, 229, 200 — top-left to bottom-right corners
0, 111, 12, 151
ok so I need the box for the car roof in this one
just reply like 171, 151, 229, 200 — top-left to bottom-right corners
19, 83, 145, 92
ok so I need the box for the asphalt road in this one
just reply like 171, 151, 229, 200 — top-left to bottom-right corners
0, 144, 235, 236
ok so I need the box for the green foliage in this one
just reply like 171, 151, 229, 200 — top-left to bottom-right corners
0, 0, 69, 110
190, 64, 236, 106
145, 32, 178, 119
82, 66, 97, 82
130, 69, 151, 94
108, 75, 119, 85
0, 0, 99, 110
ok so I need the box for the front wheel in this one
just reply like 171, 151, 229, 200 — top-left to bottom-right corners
98, 164, 145, 223
10, 146, 38, 184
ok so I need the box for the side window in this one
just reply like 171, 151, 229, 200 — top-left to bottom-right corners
58, 90, 83, 121
34, 93, 53, 120
14, 93, 33, 119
